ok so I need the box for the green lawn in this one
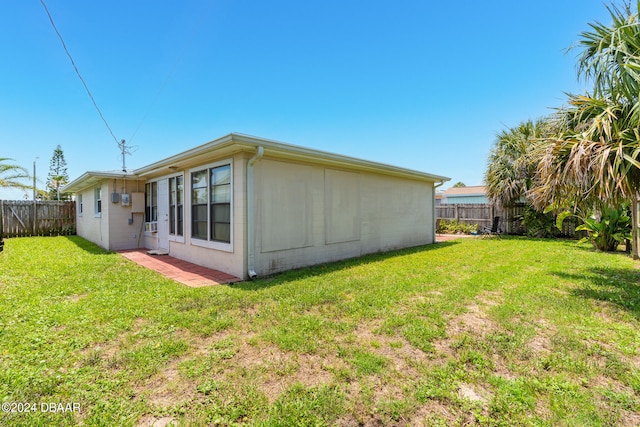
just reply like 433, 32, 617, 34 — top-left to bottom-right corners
0, 236, 639, 426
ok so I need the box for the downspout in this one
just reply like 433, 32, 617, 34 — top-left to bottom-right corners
247, 146, 264, 279
433, 181, 445, 243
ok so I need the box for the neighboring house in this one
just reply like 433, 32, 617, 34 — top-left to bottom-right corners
64, 133, 449, 280
440, 185, 488, 204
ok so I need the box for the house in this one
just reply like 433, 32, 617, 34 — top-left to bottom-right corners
64, 133, 449, 280
439, 185, 488, 204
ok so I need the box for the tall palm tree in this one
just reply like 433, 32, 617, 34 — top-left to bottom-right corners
0, 158, 30, 191
531, 2, 640, 257
485, 118, 551, 207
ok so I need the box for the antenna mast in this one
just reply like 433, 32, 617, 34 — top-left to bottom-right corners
118, 139, 132, 173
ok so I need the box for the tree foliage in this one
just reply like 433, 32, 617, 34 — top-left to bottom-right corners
0, 157, 30, 191
46, 145, 70, 201
485, 118, 552, 207
528, 1, 640, 255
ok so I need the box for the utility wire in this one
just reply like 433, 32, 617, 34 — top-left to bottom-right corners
39, 0, 120, 145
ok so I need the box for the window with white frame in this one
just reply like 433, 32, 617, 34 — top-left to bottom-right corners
145, 182, 157, 223
191, 163, 231, 243
94, 187, 102, 216
78, 193, 83, 216
169, 175, 184, 236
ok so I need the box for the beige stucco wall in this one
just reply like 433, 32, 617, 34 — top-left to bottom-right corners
75, 180, 146, 251
75, 182, 110, 250
106, 180, 146, 251
253, 158, 434, 276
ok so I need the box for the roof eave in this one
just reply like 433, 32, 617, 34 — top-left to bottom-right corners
63, 171, 141, 193
134, 133, 450, 183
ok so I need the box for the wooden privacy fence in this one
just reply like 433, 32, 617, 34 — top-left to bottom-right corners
0, 200, 76, 237
436, 203, 580, 238
436, 204, 495, 231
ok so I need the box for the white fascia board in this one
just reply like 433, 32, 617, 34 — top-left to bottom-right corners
63, 171, 140, 193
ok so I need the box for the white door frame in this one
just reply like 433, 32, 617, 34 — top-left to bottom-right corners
157, 178, 170, 251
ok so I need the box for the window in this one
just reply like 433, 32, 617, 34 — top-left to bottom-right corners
191, 170, 207, 239
191, 163, 232, 243
169, 175, 184, 236
210, 165, 231, 242
145, 182, 157, 223
94, 187, 102, 216
78, 193, 83, 216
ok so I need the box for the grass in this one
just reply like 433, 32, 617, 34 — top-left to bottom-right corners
0, 235, 639, 426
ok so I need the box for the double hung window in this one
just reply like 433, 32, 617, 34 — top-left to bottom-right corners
145, 182, 157, 223
169, 175, 184, 236
191, 163, 231, 243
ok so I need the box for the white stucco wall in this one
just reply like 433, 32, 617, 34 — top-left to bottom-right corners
253, 158, 434, 276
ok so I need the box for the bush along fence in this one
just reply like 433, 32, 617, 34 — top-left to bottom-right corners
436, 203, 581, 238
0, 200, 76, 237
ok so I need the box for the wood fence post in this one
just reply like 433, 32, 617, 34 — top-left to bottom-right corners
32, 201, 36, 236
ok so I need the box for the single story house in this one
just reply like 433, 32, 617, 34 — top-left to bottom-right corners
64, 133, 449, 280
438, 185, 488, 204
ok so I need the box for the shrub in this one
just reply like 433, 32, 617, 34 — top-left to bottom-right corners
437, 219, 478, 235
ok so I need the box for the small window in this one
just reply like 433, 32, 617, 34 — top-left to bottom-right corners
94, 187, 102, 216
78, 193, 83, 216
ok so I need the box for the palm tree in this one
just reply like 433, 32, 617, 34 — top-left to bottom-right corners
485, 118, 551, 207
530, 2, 640, 257
0, 158, 30, 191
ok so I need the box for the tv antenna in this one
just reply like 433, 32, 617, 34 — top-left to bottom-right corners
118, 139, 133, 173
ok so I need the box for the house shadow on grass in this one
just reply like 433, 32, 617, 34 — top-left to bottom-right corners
553, 267, 640, 320
62, 235, 114, 255
232, 240, 460, 291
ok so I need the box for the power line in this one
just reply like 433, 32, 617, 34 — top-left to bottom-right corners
39, 0, 120, 145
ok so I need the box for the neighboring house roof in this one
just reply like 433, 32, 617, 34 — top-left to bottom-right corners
65, 133, 450, 190
442, 185, 487, 197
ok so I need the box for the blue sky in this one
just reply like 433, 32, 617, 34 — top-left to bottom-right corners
0, 1, 612, 199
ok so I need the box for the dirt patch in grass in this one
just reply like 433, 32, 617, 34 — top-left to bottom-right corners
139, 358, 195, 408
135, 327, 341, 408
408, 400, 470, 427
353, 322, 433, 372
240, 345, 338, 403
523, 319, 557, 363
136, 415, 177, 427
78, 317, 149, 367
450, 304, 496, 335
619, 409, 640, 427
65, 293, 88, 303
